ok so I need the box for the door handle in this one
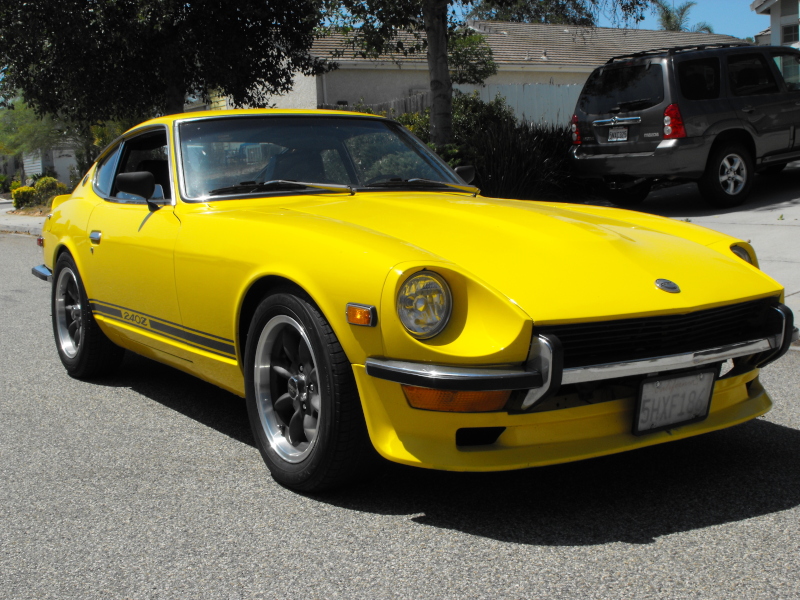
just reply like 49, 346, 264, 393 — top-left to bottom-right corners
89, 231, 102, 245
741, 105, 754, 113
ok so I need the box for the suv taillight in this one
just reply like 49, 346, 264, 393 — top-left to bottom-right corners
663, 104, 686, 139
571, 114, 582, 145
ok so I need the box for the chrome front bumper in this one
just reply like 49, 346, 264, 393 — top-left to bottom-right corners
366, 304, 796, 412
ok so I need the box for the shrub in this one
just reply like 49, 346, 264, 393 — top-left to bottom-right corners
0, 175, 7, 193
397, 91, 584, 200
10, 180, 21, 192
34, 176, 67, 206
11, 186, 37, 209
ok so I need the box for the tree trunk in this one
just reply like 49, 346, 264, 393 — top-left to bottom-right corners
422, 0, 453, 146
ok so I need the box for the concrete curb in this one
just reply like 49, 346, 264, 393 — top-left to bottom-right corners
0, 204, 45, 236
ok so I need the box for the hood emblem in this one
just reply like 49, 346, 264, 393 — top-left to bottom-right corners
656, 279, 680, 293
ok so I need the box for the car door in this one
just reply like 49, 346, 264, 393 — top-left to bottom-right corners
726, 51, 793, 158
84, 127, 183, 341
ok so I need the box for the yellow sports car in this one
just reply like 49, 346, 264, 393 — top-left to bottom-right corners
33, 109, 797, 491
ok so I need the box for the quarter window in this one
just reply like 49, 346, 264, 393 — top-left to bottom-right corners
678, 58, 720, 100
728, 53, 780, 96
772, 51, 800, 91
93, 145, 122, 197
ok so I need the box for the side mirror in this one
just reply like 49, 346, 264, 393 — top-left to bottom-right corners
454, 165, 476, 185
116, 171, 155, 200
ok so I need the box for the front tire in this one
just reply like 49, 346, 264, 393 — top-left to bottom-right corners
244, 290, 374, 492
51, 253, 124, 378
698, 143, 753, 208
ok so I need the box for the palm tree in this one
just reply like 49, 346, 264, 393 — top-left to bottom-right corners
652, 0, 714, 33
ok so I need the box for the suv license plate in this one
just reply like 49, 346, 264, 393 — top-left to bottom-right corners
633, 370, 716, 435
608, 127, 628, 142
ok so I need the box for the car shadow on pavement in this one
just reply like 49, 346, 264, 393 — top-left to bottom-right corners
100, 352, 257, 447
108, 353, 800, 547
607, 167, 800, 219
322, 419, 800, 546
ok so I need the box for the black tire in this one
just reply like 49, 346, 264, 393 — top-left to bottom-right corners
244, 290, 375, 492
601, 180, 652, 207
698, 143, 753, 208
51, 252, 124, 378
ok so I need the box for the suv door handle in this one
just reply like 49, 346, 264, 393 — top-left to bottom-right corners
741, 105, 754, 113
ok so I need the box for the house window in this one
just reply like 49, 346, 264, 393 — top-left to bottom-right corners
782, 24, 799, 44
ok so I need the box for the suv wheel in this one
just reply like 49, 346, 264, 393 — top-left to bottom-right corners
699, 143, 753, 208
601, 179, 652, 207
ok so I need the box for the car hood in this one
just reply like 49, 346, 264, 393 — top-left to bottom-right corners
269, 192, 783, 323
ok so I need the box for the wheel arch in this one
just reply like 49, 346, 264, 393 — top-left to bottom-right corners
706, 129, 756, 169
237, 275, 306, 366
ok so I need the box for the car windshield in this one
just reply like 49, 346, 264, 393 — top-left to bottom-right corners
578, 63, 665, 114
177, 115, 460, 200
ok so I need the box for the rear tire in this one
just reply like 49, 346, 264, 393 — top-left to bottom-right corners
698, 143, 753, 208
601, 179, 652, 207
244, 290, 375, 492
51, 253, 124, 378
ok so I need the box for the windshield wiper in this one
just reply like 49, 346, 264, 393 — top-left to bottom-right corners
207, 179, 354, 197
367, 178, 479, 196
609, 98, 654, 112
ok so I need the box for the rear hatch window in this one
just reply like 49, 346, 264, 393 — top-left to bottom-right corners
578, 63, 664, 114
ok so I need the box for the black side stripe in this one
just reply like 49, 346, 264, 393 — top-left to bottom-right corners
90, 301, 237, 359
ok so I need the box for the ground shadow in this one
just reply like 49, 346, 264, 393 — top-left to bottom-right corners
95, 353, 800, 548
587, 164, 800, 219
91, 351, 255, 447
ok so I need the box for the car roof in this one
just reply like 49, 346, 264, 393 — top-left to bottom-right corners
604, 42, 755, 64
134, 108, 387, 130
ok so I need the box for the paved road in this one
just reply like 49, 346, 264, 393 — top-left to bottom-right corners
2, 233, 799, 599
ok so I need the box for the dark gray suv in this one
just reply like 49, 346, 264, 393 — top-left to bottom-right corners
571, 43, 800, 207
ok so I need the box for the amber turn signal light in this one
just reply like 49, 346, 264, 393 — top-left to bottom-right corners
402, 385, 510, 412
346, 303, 377, 327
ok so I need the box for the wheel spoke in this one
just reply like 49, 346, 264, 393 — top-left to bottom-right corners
309, 368, 321, 412
274, 391, 294, 414
303, 414, 318, 442
288, 410, 305, 445
281, 330, 298, 366
271, 359, 292, 380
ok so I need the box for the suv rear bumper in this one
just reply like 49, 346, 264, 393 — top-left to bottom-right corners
572, 137, 711, 180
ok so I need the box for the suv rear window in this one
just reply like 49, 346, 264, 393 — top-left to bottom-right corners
578, 63, 664, 114
678, 57, 721, 100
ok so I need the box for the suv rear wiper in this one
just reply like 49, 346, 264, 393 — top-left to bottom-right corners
208, 179, 354, 197
367, 178, 479, 196
609, 98, 654, 112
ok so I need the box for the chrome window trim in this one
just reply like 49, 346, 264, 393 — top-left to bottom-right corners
172, 113, 464, 203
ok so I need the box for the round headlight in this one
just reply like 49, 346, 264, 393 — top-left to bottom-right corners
396, 271, 452, 339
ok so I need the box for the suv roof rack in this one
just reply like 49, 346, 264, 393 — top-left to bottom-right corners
605, 43, 753, 64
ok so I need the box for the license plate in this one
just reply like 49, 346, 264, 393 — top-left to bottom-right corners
633, 370, 716, 435
608, 127, 628, 142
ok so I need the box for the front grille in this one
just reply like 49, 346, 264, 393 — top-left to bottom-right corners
536, 298, 779, 369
